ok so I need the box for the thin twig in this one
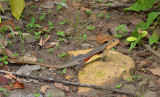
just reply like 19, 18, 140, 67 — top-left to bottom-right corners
143, 44, 160, 58
0, 70, 138, 96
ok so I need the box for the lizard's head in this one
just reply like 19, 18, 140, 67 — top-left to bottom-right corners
106, 38, 120, 50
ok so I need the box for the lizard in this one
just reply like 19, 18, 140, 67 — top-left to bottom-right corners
7, 38, 120, 70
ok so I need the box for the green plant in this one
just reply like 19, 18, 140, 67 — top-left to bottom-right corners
115, 84, 123, 89
57, 31, 65, 36
59, 21, 66, 25
87, 26, 95, 31
56, 0, 66, 10
33, 94, 40, 97
105, 14, 110, 19
85, 9, 92, 15
61, 68, 67, 74
0, 88, 9, 96
37, 59, 44, 63
65, 11, 91, 33
15, 25, 20, 30
39, 13, 46, 21
58, 38, 65, 42
125, 0, 160, 51
96, 13, 103, 18
26, 17, 41, 33
31, 5, 37, 8
47, 48, 53, 53
34, 31, 41, 39
0, 56, 8, 66
95, 0, 102, 3
58, 53, 67, 58
78, 34, 87, 40
114, 24, 129, 38
12, 54, 19, 57
48, 21, 54, 30
131, 75, 142, 79
48, 9, 52, 13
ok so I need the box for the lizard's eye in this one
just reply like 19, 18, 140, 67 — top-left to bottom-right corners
112, 39, 116, 42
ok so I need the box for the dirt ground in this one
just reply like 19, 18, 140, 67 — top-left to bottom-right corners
0, 0, 160, 97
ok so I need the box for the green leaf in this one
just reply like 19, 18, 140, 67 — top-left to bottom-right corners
47, 48, 53, 53
115, 84, 123, 89
83, 34, 87, 40
9, 0, 25, 20
57, 31, 65, 37
58, 53, 67, 58
0, 3, 4, 13
62, 68, 67, 74
141, 31, 148, 38
3, 61, 8, 64
149, 31, 159, 45
127, 37, 137, 41
124, 0, 159, 12
136, 12, 160, 30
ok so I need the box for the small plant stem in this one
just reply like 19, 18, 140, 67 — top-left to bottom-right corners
76, 11, 79, 33
0, 44, 5, 56
65, 19, 76, 27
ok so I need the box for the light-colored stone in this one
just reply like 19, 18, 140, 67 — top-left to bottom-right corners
68, 49, 135, 96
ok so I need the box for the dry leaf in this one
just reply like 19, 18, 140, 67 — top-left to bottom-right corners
5, 81, 25, 89
0, 75, 10, 85
39, 38, 43, 46
40, 85, 50, 93
147, 67, 160, 76
65, 75, 71, 80
0, 47, 17, 59
1, 64, 10, 71
43, 35, 51, 45
54, 83, 69, 91
0, 20, 15, 30
18, 55, 37, 62
44, 42, 57, 49
96, 34, 114, 44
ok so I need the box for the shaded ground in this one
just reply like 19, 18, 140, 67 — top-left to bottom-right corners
0, 0, 160, 97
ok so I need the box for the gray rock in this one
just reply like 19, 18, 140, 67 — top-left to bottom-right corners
25, 94, 43, 97
44, 84, 65, 97
121, 84, 136, 92
25, 35, 37, 43
143, 91, 157, 97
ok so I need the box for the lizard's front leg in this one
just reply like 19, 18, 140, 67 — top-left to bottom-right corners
101, 49, 109, 61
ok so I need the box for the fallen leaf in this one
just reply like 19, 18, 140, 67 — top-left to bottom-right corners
1, 64, 10, 71
43, 35, 51, 45
147, 67, 160, 76
65, 75, 71, 80
0, 75, 10, 85
5, 81, 25, 89
18, 55, 37, 62
96, 34, 114, 44
40, 85, 50, 93
39, 38, 43, 46
0, 46, 17, 59
44, 42, 57, 49
54, 83, 69, 91
0, 20, 15, 30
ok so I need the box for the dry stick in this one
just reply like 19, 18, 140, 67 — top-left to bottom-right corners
143, 44, 160, 59
0, 70, 138, 96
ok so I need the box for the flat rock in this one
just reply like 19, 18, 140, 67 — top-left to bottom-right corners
24, 35, 37, 43
68, 49, 135, 96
